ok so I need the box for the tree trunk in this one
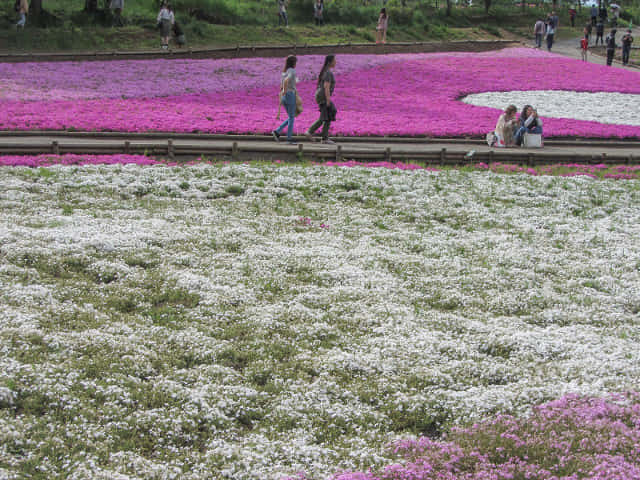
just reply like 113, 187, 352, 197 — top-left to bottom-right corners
85, 0, 99, 12
31, 0, 42, 17
484, 0, 491, 13
446, 0, 452, 16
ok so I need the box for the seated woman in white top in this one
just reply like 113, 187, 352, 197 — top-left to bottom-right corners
487, 105, 518, 148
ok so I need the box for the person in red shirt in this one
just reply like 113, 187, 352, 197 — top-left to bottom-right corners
580, 36, 589, 62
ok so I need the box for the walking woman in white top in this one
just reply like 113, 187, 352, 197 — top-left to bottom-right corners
272, 55, 299, 145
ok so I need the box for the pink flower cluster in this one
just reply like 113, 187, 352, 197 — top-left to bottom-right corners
285, 392, 640, 480
0, 153, 162, 167
1, 48, 639, 138
297, 216, 330, 229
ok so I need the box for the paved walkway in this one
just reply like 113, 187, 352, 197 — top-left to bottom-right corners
540, 25, 640, 70
1, 134, 638, 163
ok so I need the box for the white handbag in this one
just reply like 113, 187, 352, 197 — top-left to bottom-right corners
523, 133, 542, 148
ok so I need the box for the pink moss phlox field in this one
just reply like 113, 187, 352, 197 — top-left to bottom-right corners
0, 154, 163, 167
304, 392, 640, 480
0, 54, 399, 102
1, 48, 639, 137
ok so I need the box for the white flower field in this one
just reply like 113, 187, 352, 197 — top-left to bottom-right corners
1, 163, 640, 479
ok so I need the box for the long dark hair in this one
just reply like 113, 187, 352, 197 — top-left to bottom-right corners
317, 54, 335, 86
283, 55, 297, 72
380, 8, 387, 18
520, 104, 533, 121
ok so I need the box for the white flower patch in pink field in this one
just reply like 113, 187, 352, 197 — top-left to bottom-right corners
1, 48, 639, 137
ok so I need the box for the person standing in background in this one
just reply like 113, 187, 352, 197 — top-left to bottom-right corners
545, 13, 556, 51
157, 2, 175, 49
569, 7, 576, 27
595, 19, 604, 45
621, 29, 634, 66
591, 5, 598, 27
534, 18, 545, 48
278, 0, 289, 27
376, 8, 388, 44
584, 22, 592, 44
606, 28, 617, 66
16, 0, 28, 28
581, 36, 589, 61
110, 0, 124, 27
314, 0, 324, 25
590, 5, 598, 26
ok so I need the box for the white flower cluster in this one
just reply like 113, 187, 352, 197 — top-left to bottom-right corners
0, 163, 639, 479
462, 90, 640, 126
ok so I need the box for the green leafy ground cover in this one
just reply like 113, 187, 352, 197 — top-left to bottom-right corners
1, 163, 639, 479
0, 0, 598, 52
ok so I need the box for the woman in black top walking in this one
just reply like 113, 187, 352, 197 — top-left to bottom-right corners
305, 55, 337, 144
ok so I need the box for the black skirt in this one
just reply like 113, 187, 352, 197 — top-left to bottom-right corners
319, 102, 337, 122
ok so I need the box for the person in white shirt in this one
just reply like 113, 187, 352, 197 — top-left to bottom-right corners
157, 3, 175, 49
487, 105, 518, 147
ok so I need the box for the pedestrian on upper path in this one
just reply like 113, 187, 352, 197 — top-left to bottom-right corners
376, 8, 388, 44
110, 0, 124, 27
550, 11, 559, 30
278, 0, 289, 27
621, 29, 633, 65
305, 55, 337, 145
534, 18, 546, 48
606, 29, 617, 66
314, 0, 324, 26
595, 19, 604, 45
590, 5, 598, 26
599, 6, 607, 24
272, 55, 300, 145
157, 3, 175, 50
581, 36, 589, 61
15, 0, 28, 29
584, 22, 592, 44
545, 13, 557, 51
569, 7, 577, 27
610, 5, 620, 28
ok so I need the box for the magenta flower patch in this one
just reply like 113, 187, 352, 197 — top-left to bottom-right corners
1, 48, 639, 137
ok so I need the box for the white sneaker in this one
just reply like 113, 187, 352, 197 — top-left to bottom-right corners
321, 139, 336, 145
